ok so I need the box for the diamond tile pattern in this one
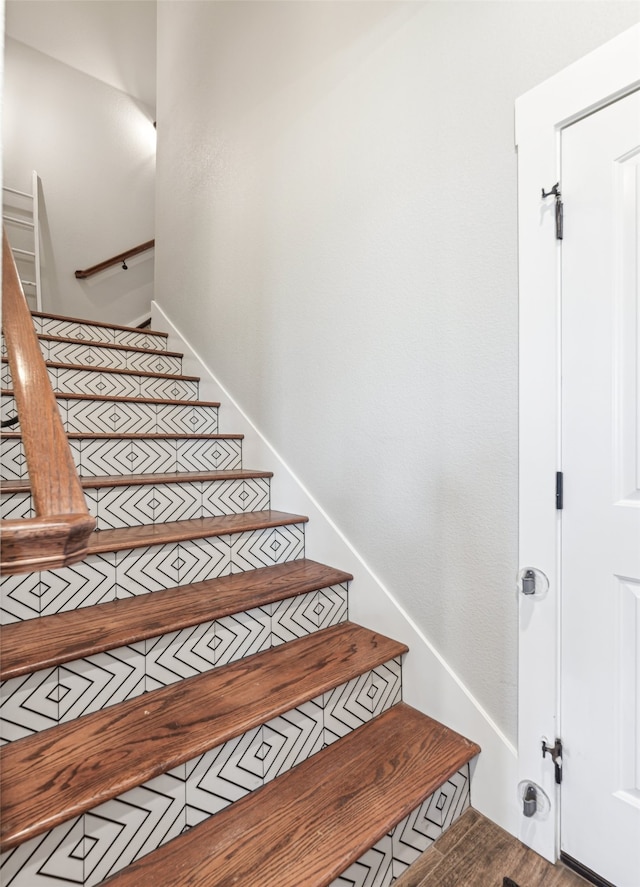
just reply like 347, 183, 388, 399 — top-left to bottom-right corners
0, 314, 469, 887
35, 317, 168, 351
51, 367, 198, 400
0, 665, 403, 884
41, 340, 182, 375
330, 764, 471, 886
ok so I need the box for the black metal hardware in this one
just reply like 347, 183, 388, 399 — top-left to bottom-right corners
541, 183, 563, 240
556, 471, 563, 510
122, 260, 128, 270
1, 415, 19, 428
542, 738, 563, 784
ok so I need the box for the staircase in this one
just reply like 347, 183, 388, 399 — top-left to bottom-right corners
0, 310, 480, 887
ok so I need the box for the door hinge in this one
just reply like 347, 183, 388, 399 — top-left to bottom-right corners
556, 471, 563, 510
542, 738, 563, 784
542, 183, 563, 240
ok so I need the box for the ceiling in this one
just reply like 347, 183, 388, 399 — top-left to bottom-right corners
5, 0, 157, 110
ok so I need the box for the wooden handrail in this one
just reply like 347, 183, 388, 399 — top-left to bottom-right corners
74, 239, 155, 279
1, 231, 95, 574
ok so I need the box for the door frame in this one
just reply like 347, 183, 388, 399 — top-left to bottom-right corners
516, 23, 640, 863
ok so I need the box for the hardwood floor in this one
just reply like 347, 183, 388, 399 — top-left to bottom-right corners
395, 808, 592, 887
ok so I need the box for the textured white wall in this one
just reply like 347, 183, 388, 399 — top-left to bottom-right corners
3, 38, 156, 324
155, 1, 640, 744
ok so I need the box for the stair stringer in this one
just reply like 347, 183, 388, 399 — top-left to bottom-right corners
151, 299, 519, 839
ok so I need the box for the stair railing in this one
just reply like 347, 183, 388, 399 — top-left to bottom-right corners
2, 171, 43, 311
1, 230, 95, 575
74, 239, 154, 279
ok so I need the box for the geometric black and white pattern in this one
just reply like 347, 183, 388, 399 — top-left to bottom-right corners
83, 768, 187, 886
270, 584, 348, 646
0, 662, 406, 885
1, 553, 118, 624
83, 477, 269, 530
41, 340, 182, 376
34, 317, 169, 352
65, 399, 159, 434
2, 313, 467, 887
0, 570, 41, 624
0, 815, 86, 886
323, 658, 402, 747
60, 400, 219, 436
38, 553, 119, 617
331, 764, 471, 887
77, 438, 176, 477
0, 579, 350, 741
230, 523, 305, 573
52, 367, 199, 401
175, 437, 240, 471
0, 492, 33, 521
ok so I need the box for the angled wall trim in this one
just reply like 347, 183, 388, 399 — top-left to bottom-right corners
151, 299, 518, 836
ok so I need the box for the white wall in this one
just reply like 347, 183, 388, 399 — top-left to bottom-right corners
2, 38, 156, 325
154, 1, 640, 751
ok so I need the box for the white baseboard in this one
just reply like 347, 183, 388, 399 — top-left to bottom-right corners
152, 299, 519, 835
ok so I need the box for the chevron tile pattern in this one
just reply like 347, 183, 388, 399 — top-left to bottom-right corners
330, 764, 471, 886
0, 570, 41, 624
39, 553, 119, 617
57, 646, 147, 724
0, 816, 85, 886
83, 769, 187, 886
1, 554, 118, 624
0, 492, 32, 521
0, 667, 60, 744
185, 727, 264, 826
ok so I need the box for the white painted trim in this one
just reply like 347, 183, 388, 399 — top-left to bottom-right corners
516, 23, 640, 863
151, 298, 519, 836
125, 309, 153, 330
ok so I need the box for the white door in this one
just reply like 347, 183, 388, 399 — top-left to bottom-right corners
561, 89, 640, 887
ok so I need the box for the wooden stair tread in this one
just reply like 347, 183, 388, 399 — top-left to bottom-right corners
37, 334, 183, 358
87, 510, 308, 554
31, 311, 169, 338
0, 560, 353, 679
99, 703, 480, 887
1, 357, 198, 382
2, 431, 239, 441
1, 468, 273, 494
1, 389, 220, 407
0, 622, 407, 850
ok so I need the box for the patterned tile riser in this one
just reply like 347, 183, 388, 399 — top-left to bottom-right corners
30, 317, 169, 352
0, 434, 237, 481
0, 585, 350, 743
36, 340, 182, 376
1, 362, 199, 401
0, 523, 306, 624
0, 398, 219, 447
1, 477, 270, 529
330, 765, 471, 887
0, 659, 404, 887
